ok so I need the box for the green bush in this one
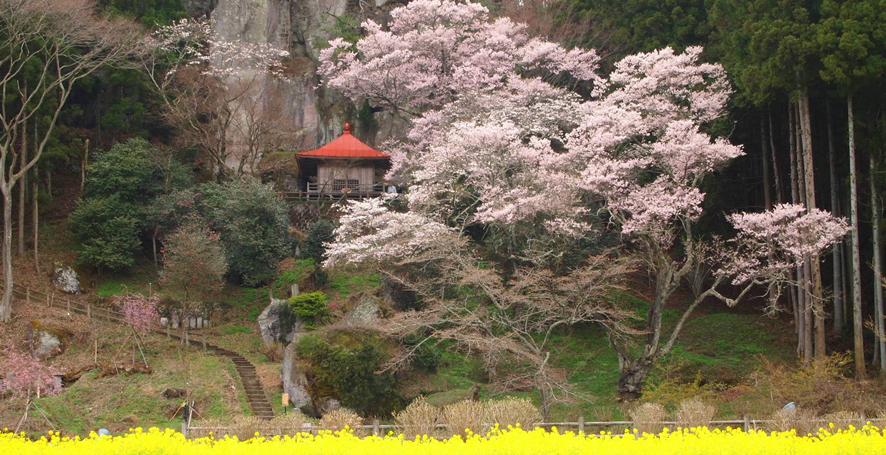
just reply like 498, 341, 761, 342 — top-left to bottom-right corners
197, 178, 291, 286
296, 335, 397, 415
71, 138, 192, 272
303, 220, 336, 263
288, 291, 329, 330
69, 195, 142, 272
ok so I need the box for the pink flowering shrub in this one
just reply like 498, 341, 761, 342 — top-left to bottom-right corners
117, 294, 161, 335
0, 348, 58, 399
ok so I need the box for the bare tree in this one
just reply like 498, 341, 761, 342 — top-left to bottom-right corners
369, 234, 635, 420
0, 0, 141, 323
144, 20, 296, 181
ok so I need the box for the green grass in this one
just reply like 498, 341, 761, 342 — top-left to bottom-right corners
327, 270, 380, 300
222, 325, 253, 335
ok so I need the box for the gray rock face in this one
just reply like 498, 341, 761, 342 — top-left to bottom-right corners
28, 322, 73, 360
344, 293, 380, 327
281, 337, 318, 417
52, 263, 82, 294
258, 299, 288, 343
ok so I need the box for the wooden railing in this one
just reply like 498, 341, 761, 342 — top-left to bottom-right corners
186, 416, 886, 439
0, 283, 210, 331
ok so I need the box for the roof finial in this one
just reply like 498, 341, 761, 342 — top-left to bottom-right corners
344, 122, 351, 134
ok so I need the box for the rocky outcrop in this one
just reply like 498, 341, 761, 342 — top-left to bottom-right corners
258, 299, 287, 343
181, 0, 218, 17
52, 263, 82, 294
28, 321, 74, 360
343, 293, 380, 327
281, 337, 318, 417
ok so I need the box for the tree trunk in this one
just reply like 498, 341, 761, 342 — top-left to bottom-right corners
32, 180, 38, 273
798, 90, 826, 361
1, 191, 14, 323
793, 101, 811, 362
788, 102, 802, 346
617, 356, 654, 400
17, 111, 27, 257
761, 112, 772, 210
769, 108, 784, 204
848, 94, 865, 380
828, 99, 844, 335
870, 154, 885, 371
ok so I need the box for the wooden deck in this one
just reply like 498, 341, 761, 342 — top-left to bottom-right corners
282, 183, 390, 201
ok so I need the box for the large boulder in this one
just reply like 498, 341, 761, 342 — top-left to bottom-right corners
343, 293, 380, 327
281, 337, 318, 417
52, 263, 82, 294
28, 321, 74, 360
258, 299, 304, 343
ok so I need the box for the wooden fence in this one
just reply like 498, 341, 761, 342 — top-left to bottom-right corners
185, 416, 886, 439
1, 283, 210, 331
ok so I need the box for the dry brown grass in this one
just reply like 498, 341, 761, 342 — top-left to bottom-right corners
628, 402, 666, 435
767, 408, 820, 436
395, 396, 441, 439
821, 411, 864, 432
442, 400, 486, 438
320, 408, 364, 436
485, 397, 540, 431
674, 398, 716, 429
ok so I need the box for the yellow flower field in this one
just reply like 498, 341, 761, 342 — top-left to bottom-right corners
2, 425, 885, 455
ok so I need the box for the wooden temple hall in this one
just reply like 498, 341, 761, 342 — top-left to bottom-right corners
294, 123, 393, 200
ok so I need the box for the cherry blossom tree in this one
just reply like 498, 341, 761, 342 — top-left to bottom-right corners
144, 19, 294, 180
320, 0, 849, 399
115, 294, 160, 367
0, 347, 58, 399
319, 0, 598, 132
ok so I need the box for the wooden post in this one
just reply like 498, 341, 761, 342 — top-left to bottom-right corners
202, 332, 206, 351
46, 292, 50, 307
25, 287, 29, 304
743, 415, 750, 433
578, 416, 585, 434
87, 303, 91, 319
373, 419, 380, 437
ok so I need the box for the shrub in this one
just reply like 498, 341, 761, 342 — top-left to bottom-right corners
320, 408, 364, 435
296, 335, 397, 416
69, 195, 142, 272
395, 396, 441, 439
674, 398, 716, 429
71, 138, 192, 272
442, 400, 486, 438
159, 219, 227, 302
485, 397, 540, 431
303, 220, 336, 263
288, 291, 330, 330
197, 178, 291, 286
629, 402, 666, 435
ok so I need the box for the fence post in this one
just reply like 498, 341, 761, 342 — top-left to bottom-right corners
373, 419, 379, 437
25, 287, 30, 304
578, 416, 585, 434
202, 332, 207, 351
743, 415, 750, 433
46, 292, 50, 307
87, 303, 91, 319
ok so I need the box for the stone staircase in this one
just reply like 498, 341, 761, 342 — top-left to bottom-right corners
165, 334, 276, 420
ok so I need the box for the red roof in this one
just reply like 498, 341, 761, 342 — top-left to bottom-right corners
297, 123, 390, 159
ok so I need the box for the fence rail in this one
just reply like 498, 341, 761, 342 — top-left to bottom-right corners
185, 416, 886, 439
1, 283, 210, 332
